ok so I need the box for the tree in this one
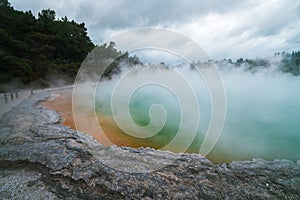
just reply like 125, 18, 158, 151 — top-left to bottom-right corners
235, 58, 243, 67
0, 3, 96, 87
0, 0, 10, 7
38, 9, 56, 22
0, 1, 143, 87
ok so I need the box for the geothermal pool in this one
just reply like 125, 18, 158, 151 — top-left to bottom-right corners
46, 65, 300, 163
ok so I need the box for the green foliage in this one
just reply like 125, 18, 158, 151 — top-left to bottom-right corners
38, 9, 55, 22
234, 58, 270, 70
0, 0, 11, 8
0, 2, 140, 88
280, 51, 300, 75
82, 42, 142, 81
234, 51, 300, 75
230, 53, 300, 75
0, 2, 95, 87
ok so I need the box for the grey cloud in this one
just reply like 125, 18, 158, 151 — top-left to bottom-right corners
74, 0, 254, 43
8, 0, 300, 59
10, 0, 51, 15
230, 0, 300, 39
75, 0, 250, 29
285, 31, 300, 44
10, 0, 79, 19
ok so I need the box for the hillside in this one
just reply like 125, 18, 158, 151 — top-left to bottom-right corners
0, 0, 95, 90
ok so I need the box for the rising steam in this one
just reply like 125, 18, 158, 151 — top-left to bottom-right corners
95, 57, 300, 163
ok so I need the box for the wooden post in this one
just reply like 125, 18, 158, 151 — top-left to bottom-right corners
4, 93, 8, 103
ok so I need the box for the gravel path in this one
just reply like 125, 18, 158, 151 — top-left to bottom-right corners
0, 90, 33, 118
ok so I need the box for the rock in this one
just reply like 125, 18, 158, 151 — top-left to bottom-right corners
0, 91, 299, 199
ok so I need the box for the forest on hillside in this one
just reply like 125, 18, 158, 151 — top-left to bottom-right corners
0, 0, 96, 90
0, 0, 142, 91
218, 51, 300, 75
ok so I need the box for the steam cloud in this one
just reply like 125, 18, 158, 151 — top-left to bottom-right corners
94, 57, 300, 163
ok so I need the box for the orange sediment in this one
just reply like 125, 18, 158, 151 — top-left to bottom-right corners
44, 89, 75, 129
43, 88, 226, 163
43, 88, 111, 146
43, 88, 154, 148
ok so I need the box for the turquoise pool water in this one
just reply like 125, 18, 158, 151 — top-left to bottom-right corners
95, 65, 300, 162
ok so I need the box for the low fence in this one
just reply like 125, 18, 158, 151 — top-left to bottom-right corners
0, 85, 74, 104
1, 90, 33, 103
1, 89, 35, 103
0, 86, 74, 118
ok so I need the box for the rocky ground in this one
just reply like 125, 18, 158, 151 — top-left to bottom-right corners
0, 91, 299, 199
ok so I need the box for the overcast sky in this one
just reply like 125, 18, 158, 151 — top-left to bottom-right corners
10, 0, 300, 60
